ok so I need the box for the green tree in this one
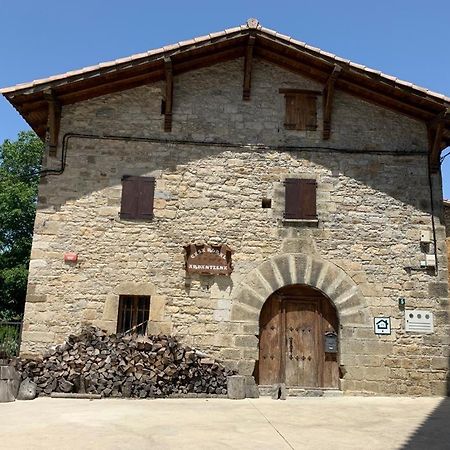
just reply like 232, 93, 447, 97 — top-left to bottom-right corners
0, 131, 43, 320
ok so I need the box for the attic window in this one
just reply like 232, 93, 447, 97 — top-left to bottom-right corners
279, 89, 320, 131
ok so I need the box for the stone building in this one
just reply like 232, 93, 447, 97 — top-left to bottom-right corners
2, 19, 450, 395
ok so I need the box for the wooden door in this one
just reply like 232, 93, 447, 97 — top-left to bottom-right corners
285, 300, 320, 387
258, 285, 339, 389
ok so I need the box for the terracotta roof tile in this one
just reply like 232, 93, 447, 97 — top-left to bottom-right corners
288, 37, 307, 48
274, 32, 292, 42
208, 31, 223, 39
318, 50, 337, 59
193, 35, 209, 44
224, 26, 241, 35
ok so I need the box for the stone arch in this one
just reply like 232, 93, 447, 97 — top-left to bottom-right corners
231, 253, 369, 327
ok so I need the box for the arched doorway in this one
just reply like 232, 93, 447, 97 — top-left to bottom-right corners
257, 284, 339, 388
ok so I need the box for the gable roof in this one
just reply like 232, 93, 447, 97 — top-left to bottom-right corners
2, 18, 450, 147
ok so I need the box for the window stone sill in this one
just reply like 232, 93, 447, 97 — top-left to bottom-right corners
282, 218, 319, 226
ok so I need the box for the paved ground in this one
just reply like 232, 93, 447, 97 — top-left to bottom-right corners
1, 396, 449, 449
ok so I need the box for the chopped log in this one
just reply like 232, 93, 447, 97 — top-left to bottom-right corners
17, 326, 235, 399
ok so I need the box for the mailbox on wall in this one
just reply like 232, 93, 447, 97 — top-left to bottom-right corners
324, 331, 338, 353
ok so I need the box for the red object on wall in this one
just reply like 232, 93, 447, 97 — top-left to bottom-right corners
64, 252, 78, 262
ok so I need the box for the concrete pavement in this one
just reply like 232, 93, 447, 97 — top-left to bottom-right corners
0, 396, 448, 449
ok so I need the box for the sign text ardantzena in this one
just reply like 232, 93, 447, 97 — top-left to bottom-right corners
184, 244, 233, 275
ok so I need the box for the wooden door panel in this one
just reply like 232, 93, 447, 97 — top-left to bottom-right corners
258, 296, 282, 385
285, 300, 319, 387
321, 298, 339, 388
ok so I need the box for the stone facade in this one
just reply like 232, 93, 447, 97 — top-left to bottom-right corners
22, 57, 449, 395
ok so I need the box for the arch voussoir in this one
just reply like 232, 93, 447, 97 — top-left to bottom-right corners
322, 271, 346, 299
236, 283, 266, 310
271, 255, 295, 287
241, 270, 272, 301
253, 261, 280, 293
230, 302, 259, 322
333, 285, 360, 307
337, 290, 365, 313
339, 306, 369, 325
291, 254, 311, 285
231, 253, 368, 327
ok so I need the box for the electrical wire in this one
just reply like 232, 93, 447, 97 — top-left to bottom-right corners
40, 132, 428, 177
38, 132, 440, 276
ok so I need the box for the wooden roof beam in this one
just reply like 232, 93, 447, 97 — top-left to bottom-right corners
43, 89, 61, 157
335, 78, 434, 121
428, 109, 450, 173
322, 65, 342, 140
257, 45, 435, 121
428, 107, 450, 129
258, 33, 449, 113
242, 35, 256, 101
163, 57, 173, 132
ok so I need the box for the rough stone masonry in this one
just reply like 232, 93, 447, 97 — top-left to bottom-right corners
20, 56, 450, 396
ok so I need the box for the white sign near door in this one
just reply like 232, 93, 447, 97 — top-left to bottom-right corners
374, 317, 391, 335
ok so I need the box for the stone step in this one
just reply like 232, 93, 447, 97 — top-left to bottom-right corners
258, 385, 343, 398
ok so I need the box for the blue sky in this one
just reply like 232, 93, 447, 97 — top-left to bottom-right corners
1, 0, 449, 194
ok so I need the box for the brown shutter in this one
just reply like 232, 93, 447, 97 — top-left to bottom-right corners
303, 95, 318, 131
284, 178, 317, 220
284, 94, 298, 130
120, 176, 155, 220
299, 179, 317, 219
120, 176, 139, 219
137, 177, 155, 219
282, 92, 318, 131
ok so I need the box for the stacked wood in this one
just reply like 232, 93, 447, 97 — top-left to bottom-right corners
16, 327, 235, 398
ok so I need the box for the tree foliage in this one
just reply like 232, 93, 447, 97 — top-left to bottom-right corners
0, 131, 43, 320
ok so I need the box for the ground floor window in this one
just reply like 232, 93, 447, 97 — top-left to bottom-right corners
117, 295, 150, 334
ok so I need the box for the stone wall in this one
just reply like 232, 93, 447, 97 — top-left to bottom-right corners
22, 57, 450, 395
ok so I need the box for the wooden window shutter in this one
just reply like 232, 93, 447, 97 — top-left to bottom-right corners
120, 176, 139, 219
303, 95, 318, 131
120, 176, 155, 220
284, 178, 317, 220
137, 177, 155, 220
284, 94, 298, 130
281, 91, 318, 131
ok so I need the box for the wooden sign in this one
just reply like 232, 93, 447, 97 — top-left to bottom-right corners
184, 244, 233, 275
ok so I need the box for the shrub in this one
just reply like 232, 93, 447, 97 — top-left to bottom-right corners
0, 324, 20, 358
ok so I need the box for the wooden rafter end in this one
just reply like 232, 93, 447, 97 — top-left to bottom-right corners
43, 89, 61, 157
428, 120, 444, 173
243, 35, 256, 101
164, 57, 173, 132
322, 65, 342, 140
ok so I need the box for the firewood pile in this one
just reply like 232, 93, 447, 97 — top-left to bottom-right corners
17, 327, 235, 398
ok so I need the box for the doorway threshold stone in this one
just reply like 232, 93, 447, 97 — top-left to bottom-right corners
258, 385, 343, 398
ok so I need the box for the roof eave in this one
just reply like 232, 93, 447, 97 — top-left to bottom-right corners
2, 20, 450, 142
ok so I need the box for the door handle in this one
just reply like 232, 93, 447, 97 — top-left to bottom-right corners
289, 337, 293, 359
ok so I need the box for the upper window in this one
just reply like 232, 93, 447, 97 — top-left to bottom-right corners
120, 176, 155, 220
284, 178, 317, 220
117, 295, 150, 335
279, 89, 319, 131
